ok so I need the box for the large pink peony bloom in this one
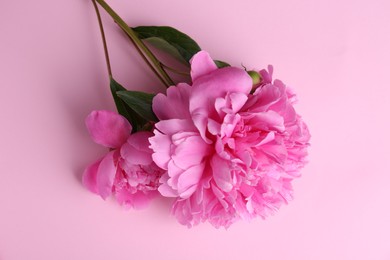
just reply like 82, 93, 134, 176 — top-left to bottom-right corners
150, 51, 310, 228
82, 110, 163, 209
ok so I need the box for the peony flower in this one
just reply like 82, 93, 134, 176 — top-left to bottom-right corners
82, 110, 163, 209
150, 51, 310, 228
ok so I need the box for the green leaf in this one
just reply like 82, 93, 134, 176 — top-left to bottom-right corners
110, 78, 152, 132
214, 60, 230, 68
133, 26, 202, 64
116, 90, 158, 122
142, 37, 187, 64
110, 78, 134, 123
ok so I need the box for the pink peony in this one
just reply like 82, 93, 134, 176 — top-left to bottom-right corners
82, 110, 163, 209
150, 51, 310, 228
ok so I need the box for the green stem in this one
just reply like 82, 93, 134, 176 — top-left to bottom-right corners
95, 0, 174, 87
91, 0, 112, 78
122, 32, 168, 87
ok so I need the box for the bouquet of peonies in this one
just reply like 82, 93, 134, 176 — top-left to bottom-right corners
83, 0, 310, 228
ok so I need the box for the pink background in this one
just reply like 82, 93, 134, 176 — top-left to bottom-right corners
1, 0, 390, 259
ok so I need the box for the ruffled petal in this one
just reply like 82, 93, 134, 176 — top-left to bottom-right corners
115, 189, 156, 209
150, 130, 172, 170
121, 132, 153, 165
177, 163, 205, 198
154, 119, 197, 135
172, 134, 210, 169
96, 151, 118, 199
158, 174, 179, 197
190, 51, 218, 81
82, 158, 102, 194
86, 110, 132, 148
126, 131, 153, 152
189, 67, 252, 141
211, 155, 233, 192
249, 111, 285, 132
259, 65, 273, 84
152, 83, 191, 120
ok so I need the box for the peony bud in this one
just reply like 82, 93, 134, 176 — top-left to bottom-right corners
247, 70, 262, 91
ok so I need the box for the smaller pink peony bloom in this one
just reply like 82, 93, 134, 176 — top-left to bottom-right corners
150, 51, 310, 228
82, 110, 163, 209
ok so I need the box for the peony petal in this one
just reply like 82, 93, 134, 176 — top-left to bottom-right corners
130, 191, 157, 209
172, 200, 195, 227
96, 151, 118, 199
172, 135, 210, 169
115, 189, 155, 209
283, 102, 297, 125
191, 111, 211, 143
121, 132, 153, 165
121, 143, 152, 166
215, 97, 227, 117
166, 160, 184, 189
229, 92, 248, 113
82, 158, 102, 194
260, 143, 288, 164
190, 51, 218, 81
207, 118, 221, 135
179, 185, 198, 199
177, 163, 205, 197
154, 118, 196, 135
189, 67, 252, 142
258, 132, 275, 146
249, 111, 285, 132
221, 113, 241, 138
126, 131, 153, 152
190, 67, 252, 112
259, 65, 273, 84
211, 155, 233, 192
249, 83, 287, 113
153, 83, 192, 120
150, 130, 172, 169
158, 174, 179, 197
86, 110, 132, 148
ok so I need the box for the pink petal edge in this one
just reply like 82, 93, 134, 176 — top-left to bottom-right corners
86, 110, 132, 149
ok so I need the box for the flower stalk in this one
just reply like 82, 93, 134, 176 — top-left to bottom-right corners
94, 0, 174, 87
91, 0, 112, 78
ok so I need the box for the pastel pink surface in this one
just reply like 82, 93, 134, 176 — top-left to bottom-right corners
1, 0, 390, 259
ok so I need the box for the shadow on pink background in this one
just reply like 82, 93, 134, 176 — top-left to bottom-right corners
1, 0, 389, 259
